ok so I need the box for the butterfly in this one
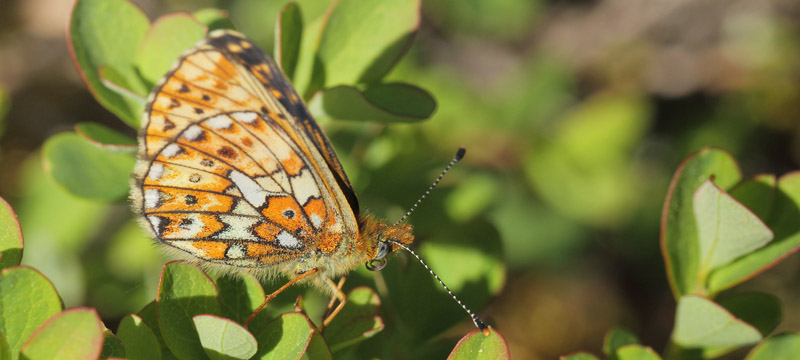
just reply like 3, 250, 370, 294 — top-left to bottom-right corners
131, 29, 486, 331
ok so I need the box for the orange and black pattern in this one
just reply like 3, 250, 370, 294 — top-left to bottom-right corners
131, 30, 360, 269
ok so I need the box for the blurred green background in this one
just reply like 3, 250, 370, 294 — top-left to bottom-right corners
1, 0, 800, 358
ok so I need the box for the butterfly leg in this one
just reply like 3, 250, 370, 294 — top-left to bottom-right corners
321, 276, 347, 329
246, 268, 320, 326
321, 276, 347, 324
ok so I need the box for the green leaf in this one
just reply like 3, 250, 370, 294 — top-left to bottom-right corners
661, 148, 741, 298
447, 327, 510, 360
42, 132, 136, 201
74, 122, 137, 153
710, 173, 800, 293
300, 331, 331, 360
446, 173, 499, 222
0, 331, 9, 360
316, 0, 420, 86
560, 353, 600, 360
216, 274, 265, 325
745, 332, 800, 360
693, 180, 773, 280
19, 308, 104, 360
603, 326, 641, 356
156, 261, 220, 360
98, 65, 148, 104
0, 197, 23, 268
615, 345, 662, 360
117, 314, 162, 360
193, 315, 257, 360
192, 8, 235, 32
69, 0, 150, 126
309, 84, 435, 123
672, 296, 761, 348
249, 312, 330, 359
323, 287, 384, 352
138, 301, 177, 360
136, 13, 207, 86
0, 266, 62, 360
717, 292, 781, 336
275, 2, 303, 80
101, 331, 126, 358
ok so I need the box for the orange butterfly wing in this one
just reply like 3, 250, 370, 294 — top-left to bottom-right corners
132, 30, 358, 270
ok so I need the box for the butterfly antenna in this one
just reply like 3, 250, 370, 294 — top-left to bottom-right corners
388, 239, 489, 334
392, 146, 466, 227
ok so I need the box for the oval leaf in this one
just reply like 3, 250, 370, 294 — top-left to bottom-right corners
672, 295, 761, 348
102, 331, 126, 358
20, 308, 104, 360
746, 332, 800, 360
661, 148, 741, 298
275, 2, 303, 80
711, 172, 800, 292
603, 326, 641, 356
0, 266, 62, 360
249, 312, 326, 359
157, 261, 220, 360
0, 196, 23, 268
192, 8, 236, 32
42, 132, 136, 201
316, 0, 420, 85
323, 287, 384, 352
217, 274, 265, 325
693, 180, 773, 279
117, 314, 162, 360
69, 0, 150, 126
615, 345, 661, 360
193, 315, 257, 360
447, 327, 510, 360
136, 13, 208, 85
74, 122, 137, 153
309, 84, 434, 123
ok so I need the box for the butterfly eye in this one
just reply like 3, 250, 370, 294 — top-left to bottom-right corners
375, 241, 390, 260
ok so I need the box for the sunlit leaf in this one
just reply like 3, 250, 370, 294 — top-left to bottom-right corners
661, 148, 741, 298
0, 266, 62, 360
447, 327, 510, 360
745, 332, 800, 360
117, 314, 162, 360
42, 132, 135, 201
69, 0, 150, 126
156, 261, 220, 360
0, 197, 23, 269
693, 180, 772, 279
136, 13, 207, 86
19, 308, 104, 360
194, 315, 257, 360
672, 296, 761, 348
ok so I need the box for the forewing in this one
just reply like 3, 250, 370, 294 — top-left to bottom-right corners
132, 30, 357, 268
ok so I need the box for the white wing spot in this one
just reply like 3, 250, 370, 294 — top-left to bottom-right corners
230, 170, 267, 207
206, 115, 233, 129
277, 231, 301, 249
310, 214, 323, 228
290, 168, 320, 205
232, 112, 258, 124
183, 125, 204, 141
161, 144, 182, 158
226, 244, 246, 259
144, 188, 161, 209
148, 163, 164, 180
147, 216, 162, 235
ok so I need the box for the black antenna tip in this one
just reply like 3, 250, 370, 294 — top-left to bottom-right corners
455, 146, 466, 161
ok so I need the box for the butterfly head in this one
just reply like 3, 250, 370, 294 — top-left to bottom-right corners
358, 216, 413, 271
